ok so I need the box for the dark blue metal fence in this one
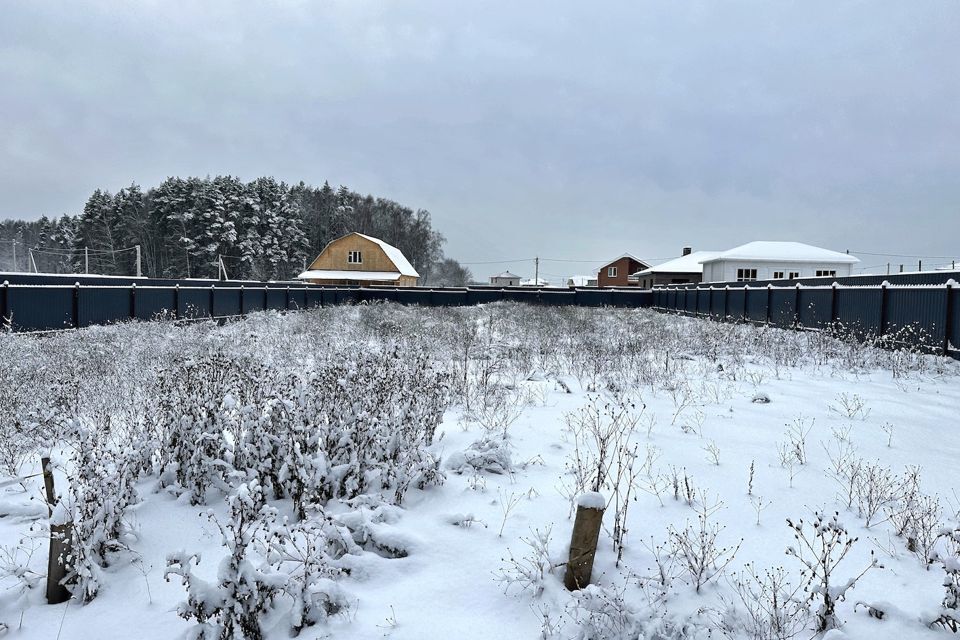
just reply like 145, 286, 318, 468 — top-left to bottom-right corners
0, 274, 652, 333
652, 281, 958, 356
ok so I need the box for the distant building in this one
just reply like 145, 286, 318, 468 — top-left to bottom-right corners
489, 271, 521, 287
631, 247, 720, 288
566, 275, 598, 287
699, 241, 859, 283
520, 277, 549, 287
597, 254, 650, 287
297, 232, 419, 286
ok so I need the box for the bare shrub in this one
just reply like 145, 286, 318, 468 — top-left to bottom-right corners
668, 493, 742, 593
785, 512, 880, 633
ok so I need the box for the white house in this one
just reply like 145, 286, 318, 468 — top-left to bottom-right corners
489, 271, 520, 286
699, 241, 859, 283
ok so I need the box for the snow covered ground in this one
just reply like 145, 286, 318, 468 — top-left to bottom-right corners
0, 303, 958, 639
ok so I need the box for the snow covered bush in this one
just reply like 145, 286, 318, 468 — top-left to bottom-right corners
262, 515, 357, 635
165, 481, 286, 640
929, 525, 960, 632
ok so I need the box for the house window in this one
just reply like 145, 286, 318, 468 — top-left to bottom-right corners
736, 268, 758, 282
347, 250, 362, 264
789, 271, 800, 279
608, 266, 618, 278
815, 270, 836, 277
773, 271, 785, 279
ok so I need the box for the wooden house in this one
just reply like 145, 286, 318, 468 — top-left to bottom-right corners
296, 232, 419, 287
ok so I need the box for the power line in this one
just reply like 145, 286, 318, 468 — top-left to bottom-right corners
848, 249, 959, 259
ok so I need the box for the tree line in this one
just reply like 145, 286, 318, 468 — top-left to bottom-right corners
0, 176, 472, 284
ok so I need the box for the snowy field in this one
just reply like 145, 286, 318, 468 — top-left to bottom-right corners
1, 303, 959, 640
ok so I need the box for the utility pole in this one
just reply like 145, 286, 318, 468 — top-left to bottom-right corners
534, 256, 539, 286
84, 247, 89, 274
218, 255, 229, 281
135, 245, 142, 277
886, 263, 890, 275
29, 249, 38, 273
11, 240, 16, 271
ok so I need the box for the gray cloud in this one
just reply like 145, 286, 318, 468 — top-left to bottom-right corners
2, 0, 958, 279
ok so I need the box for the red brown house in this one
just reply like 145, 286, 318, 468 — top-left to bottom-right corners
597, 254, 650, 287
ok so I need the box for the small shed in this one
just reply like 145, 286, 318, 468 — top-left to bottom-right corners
296, 232, 419, 287
490, 271, 521, 287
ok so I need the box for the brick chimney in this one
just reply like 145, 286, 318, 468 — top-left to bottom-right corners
682, 247, 692, 256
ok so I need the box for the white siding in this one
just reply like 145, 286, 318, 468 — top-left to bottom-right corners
702, 260, 854, 283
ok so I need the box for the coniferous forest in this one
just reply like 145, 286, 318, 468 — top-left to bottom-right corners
0, 177, 472, 284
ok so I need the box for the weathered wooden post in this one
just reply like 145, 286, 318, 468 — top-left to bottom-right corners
564, 492, 606, 591
41, 457, 72, 604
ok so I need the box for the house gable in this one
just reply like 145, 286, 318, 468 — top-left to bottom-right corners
308, 234, 401, 274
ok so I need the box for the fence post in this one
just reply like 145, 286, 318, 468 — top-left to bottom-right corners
564, 493, 606, 591
73, 282, 81, 329
239, 285, 244, 317
945, 280, 955, 356
765, 284, 773, 325
210, 284, 215, 318
878, 281, 889, 337
285, 285, 291, 311
723, 285, 730, 319
42, 457, 72, 604
1, 280, 8, 329
830, 282, 838, 326
794, 283, 801, 328
130, 282, 136, 320
743, 285, 748, 322
174, 284, 180, 320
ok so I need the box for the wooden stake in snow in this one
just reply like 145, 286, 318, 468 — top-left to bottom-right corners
42, 457, 72, 605
564, 492, 606, 591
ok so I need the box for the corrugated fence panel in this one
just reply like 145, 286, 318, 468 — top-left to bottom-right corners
288, 289, 307, 310
265, 288, 287, 311
430, 290, 469, 306
179, 288, 211, 319
574, 289, 609, 306
304, 288, 322, 308
7, 287, 74, 331
885, 287, 946, 348
501, 289, 538, 304
467, 289, 504, 305
798, 288, 831, 328
213, 288, 241, 317
684, 289, 697, 314
769, 288, 796, 328
835, 288, 882, 335
77, 287, 129, 327
727, 288, 746, 320
709, 289, 725, 317
746, 288, 767, 322
134, 288, 177, 320
241, 288, 266, 314
542, 290, 575, 306
337, 288, 361, 305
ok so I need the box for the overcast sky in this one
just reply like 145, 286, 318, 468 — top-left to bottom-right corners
2, 0, 958, 279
